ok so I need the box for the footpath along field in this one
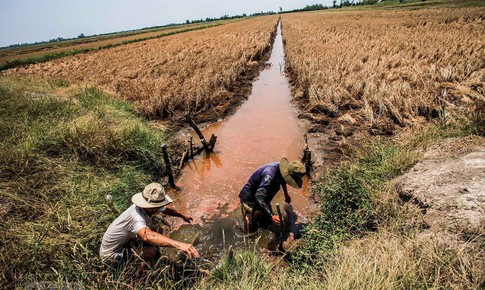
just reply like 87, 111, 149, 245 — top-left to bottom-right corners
6, 16, 278, 121
282, 7, 484, 139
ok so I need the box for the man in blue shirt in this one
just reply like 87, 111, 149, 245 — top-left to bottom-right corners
239, 157, 306, 232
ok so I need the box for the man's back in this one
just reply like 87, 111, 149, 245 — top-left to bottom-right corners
99, 204, 150, 260
239, 162, 282, 204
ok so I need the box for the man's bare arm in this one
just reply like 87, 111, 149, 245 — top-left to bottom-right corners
137, 227, 199, 258
162, 206, 193, 223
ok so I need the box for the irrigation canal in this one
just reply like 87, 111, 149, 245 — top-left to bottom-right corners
165, 21, 318, 260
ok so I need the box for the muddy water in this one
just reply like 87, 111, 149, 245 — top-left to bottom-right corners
165, 22, 317, 259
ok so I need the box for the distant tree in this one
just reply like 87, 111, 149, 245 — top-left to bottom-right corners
78, 33, 85, 38
333, 0, 337, 7
186, 20, 190, 24
279, 7, 283, 13
306, 4, 327, 10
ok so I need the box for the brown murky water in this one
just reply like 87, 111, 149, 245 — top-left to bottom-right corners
165, 22, 317, 258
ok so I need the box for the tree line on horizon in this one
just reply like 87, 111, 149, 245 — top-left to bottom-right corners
2, 0, 409, 50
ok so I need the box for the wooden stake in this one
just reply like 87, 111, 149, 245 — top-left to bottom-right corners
209, 134, 217, 151
301, 134, 312, 175
276, 203, 285, 253
189, 136, 194, 159
179, 150, 187, 170
186, 115, 211, 152
227, 245, 234, 261
161, 144, 180, 191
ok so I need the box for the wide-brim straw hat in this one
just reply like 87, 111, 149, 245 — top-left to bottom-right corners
279, 157, 306, 189
132, 183, 173, 208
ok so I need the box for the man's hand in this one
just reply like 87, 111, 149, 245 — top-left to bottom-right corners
178, 242, 200, 259
182, 215, 193, 223
271, 215, 282, 227
285, 195, 291, 204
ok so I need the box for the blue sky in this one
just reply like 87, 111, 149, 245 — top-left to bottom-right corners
0, 0, 332, 47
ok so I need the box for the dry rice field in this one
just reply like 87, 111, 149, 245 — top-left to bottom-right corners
6, 16, 278, 120
282, 7, 485, 132
0, 22, 226, 66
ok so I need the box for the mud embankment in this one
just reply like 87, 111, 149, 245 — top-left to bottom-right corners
397, 136, 485, 238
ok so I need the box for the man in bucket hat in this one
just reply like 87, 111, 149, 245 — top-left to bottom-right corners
239, 157, 306, 232
100, 183, 199, 262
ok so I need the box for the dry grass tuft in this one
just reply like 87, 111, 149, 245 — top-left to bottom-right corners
323, 231, 485, 289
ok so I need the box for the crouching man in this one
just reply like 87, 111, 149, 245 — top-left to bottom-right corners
239, 157, 306, 232
99, 183, 199, 263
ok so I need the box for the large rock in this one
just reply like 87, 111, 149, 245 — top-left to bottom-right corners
397, 136, 485, 234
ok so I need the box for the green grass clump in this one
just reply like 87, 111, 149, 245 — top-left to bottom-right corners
202, 251, 275, 290
0, 76, 171, 288
291, 142, 418, 270
321, 229, 485, 289
209, 251, 271, 288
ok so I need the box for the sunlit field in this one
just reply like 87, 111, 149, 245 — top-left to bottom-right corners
6, 16, 278, 120
0, 20, 233, 69
282, 7, 484, 130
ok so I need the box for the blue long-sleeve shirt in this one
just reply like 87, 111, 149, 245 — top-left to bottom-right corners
239, 162, 285, 217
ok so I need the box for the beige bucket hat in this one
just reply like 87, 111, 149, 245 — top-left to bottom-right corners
279, 157, 306, 189
132, 183, 173, 208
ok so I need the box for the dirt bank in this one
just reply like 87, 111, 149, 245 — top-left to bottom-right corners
397, 136, 485, 240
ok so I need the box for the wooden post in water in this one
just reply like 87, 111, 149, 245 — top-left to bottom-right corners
186, 115, 211, 152
161, 144, 180, 191
189, 136, 194, 159
179, 149, 187, 170
228, 245, 234, 261
276, 203, 285, 253
301, 134, 312, 175
209, 134, 217, 150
